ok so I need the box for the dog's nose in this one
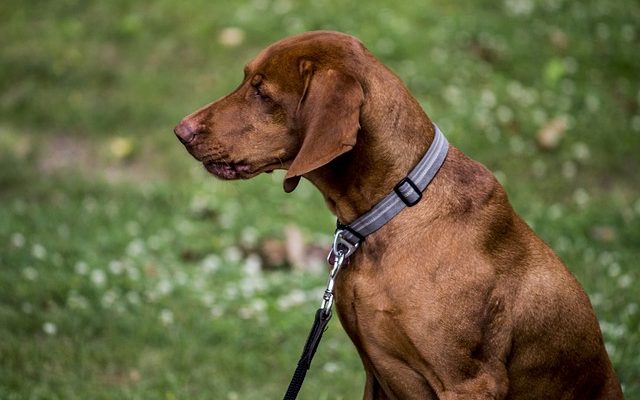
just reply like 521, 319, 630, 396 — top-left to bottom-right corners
174, 119, 200, 144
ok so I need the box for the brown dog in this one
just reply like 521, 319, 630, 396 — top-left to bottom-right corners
174, 31, 622, 399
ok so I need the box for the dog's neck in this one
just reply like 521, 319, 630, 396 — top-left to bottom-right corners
306, 75, 436, 224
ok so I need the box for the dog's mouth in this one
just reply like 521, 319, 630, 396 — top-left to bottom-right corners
203, 160, 251, 180
203, 159, 286, 180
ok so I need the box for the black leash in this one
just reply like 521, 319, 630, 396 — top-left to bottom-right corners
282, 232, 356, 400
282, 308, 332, 400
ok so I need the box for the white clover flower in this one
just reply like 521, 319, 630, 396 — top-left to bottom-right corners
548, 204, 563, 220
238, 298, 267, 320
277, 289, 307, 311
504, 0, 534, 16
11, 233, 25, 248
22, 266, 38, 281
101, 290, 118, 308
210, 305, 224, 318
243, 254, 262, 277
224, 285, 239, 300
224, 246, 243, 263
496, 106, 513, 124
239, 277, 267, 298
91, 269, 107, 287
157, 279, 173, 296
31, 244, 47, 260
323, 362, 341, 373
600, 321, 626, 340
598, 252, 615, 267
573, 188, 590, 208
250, 298, 267, 313
126, 239, 145, 257
159, 309, 174, 325
443, 85, 462, 107
189, 194, 208, 214
618, 274, 633, 289
74, 261, 89, 275
43, 322, 57, 335
572, 142, 591, 160
126, 291, 141, 305
240, 227, 259, 248
201, 255, 221, 274
126, 265, 140, 281
109, 260, 124, 275
480, 89, 497, 108
608, 262, 622, 278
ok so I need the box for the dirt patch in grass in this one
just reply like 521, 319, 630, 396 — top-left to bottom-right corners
36, 134, 175, 184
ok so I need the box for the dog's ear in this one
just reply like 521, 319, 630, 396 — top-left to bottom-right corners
283, 60, 363, 193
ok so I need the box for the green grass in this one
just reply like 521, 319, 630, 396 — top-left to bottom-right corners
1, 0, 639, 398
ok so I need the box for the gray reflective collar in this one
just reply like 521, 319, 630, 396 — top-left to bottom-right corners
336, 124, 449, 253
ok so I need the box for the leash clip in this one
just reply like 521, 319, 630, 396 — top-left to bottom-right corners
320, 229, 357, 316
326, 229, 359, 265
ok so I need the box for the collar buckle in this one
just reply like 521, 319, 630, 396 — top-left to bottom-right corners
394, 177, 422, 207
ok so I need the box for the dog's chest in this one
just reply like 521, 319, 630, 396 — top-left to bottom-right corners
333, 258, 418, 347
333, 266, 441, 399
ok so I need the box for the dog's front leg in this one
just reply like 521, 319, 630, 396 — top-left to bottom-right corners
362, 370, 390, 400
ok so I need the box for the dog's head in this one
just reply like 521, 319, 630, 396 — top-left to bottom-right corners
174, 31, 366, 192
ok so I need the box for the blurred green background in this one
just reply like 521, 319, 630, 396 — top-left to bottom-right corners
1, 0, 639, 398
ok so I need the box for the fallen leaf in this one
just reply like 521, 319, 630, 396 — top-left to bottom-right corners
259, 238, 287, 269
536, 117, 567, 150
218, 27, 245, 47
109, 137, 135, 160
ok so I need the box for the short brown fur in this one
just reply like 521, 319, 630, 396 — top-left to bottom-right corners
174, 31, 623, 399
